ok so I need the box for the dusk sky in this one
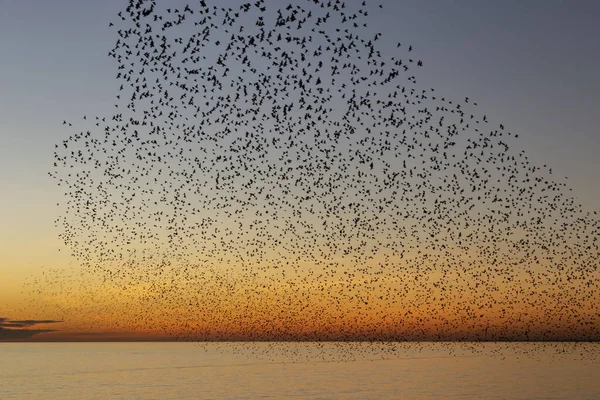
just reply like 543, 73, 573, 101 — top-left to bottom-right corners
1, 0, 599, 341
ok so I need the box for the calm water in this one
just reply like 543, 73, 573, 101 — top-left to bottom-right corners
1, 342, 599, 399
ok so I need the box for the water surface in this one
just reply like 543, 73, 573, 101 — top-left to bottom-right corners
1, 342, 598, 399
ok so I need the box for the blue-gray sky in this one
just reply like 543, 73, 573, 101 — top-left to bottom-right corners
1, 0, 599, 320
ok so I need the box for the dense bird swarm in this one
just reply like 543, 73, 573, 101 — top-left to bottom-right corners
31, 0, 599, 357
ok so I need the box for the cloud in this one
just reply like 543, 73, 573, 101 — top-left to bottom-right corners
2, 320, 63, 328
0, 317, 62, 341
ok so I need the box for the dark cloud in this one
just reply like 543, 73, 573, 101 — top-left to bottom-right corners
0, 317, 62, 341
2, 320, 63, 328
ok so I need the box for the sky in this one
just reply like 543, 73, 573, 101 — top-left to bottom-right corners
1, 0, 599, 341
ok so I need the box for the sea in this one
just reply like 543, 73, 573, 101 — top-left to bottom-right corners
1, 342, 599, 399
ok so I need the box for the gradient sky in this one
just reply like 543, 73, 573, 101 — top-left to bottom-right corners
1, 0, 599, 340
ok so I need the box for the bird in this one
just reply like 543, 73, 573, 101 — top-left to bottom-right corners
36, 0, 599, 361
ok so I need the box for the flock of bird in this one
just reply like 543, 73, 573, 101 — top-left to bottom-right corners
30, 0, 599, 358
